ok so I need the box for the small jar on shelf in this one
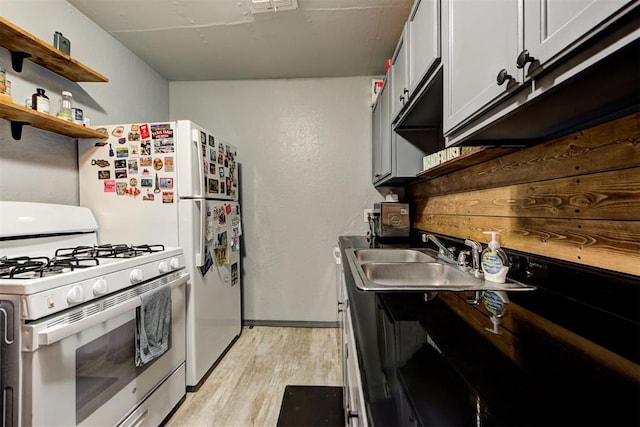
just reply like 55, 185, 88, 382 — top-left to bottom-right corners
56, 91, 73, 121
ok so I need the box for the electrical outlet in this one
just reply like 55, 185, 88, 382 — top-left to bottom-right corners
363, 208, 373, 223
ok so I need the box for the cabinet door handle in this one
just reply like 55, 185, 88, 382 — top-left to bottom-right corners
496, 69, 513, 86
347, 410, 359, 419
399, 95, 405, 102
403, 88, 409, 95
516, 49, 535, 69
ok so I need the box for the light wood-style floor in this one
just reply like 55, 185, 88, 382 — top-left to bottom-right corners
165, 326, 342, 427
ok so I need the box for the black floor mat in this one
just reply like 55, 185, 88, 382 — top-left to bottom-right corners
276, 385, 345, 427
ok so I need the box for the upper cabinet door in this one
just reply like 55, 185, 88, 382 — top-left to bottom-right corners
523, 0, 634, 77
371, 91, 383, 182
390, 25, 410, 122
443, 0, 523, 135
408, 0, 441, 96
373, 79, 393, 184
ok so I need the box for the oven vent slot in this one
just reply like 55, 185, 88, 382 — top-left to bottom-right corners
103, 278, 169, 310
44, 275, 172, 328
47, 303, 102, 328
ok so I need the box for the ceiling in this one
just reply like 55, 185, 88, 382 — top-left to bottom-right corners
68, 0, 413, 81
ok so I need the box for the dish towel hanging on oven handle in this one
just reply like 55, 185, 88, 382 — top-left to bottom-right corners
135, 284, 171, 366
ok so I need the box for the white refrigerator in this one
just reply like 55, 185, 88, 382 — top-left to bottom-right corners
78, 120, 242, 388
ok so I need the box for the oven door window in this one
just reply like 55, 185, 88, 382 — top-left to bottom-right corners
76, 319, 168, 424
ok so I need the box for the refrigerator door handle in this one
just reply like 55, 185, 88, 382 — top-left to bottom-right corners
192, 128, 205, 197
195, 199, 206, 267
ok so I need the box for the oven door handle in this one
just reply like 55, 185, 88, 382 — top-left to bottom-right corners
23, 273, 187, 351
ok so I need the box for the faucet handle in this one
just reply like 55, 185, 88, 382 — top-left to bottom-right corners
457, 250, 470, 269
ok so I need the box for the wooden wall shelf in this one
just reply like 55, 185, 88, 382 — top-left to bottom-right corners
0, 95, 107, 140
0, 17, 108, 82
417, 146, 520, 179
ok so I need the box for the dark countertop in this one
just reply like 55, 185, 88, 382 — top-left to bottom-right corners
339, 236, 640, 427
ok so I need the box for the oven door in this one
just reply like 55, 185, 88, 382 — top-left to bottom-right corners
21, 271, 187, 427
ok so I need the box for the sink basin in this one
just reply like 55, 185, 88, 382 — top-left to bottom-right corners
360, 262, 482, 291
344, 247, 536, 293
354, 249, 436, 263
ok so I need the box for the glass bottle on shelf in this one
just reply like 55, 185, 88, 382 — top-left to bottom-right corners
57, 91, 73, 121
32, 88, 50, 114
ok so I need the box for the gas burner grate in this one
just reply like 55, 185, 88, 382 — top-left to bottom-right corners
49, 256, 100, 270
54, 244, 166, 259
131, 244, 165, 254
0, 256, 51, 278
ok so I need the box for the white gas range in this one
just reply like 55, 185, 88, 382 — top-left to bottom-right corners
0, 202, 189, 427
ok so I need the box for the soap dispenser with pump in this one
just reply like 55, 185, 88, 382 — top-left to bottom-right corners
480, 231, 509, 283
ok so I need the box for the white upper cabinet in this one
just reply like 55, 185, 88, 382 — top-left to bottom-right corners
408, 0, 441, 96
373, 78, 392, 184
390, 25, 410, 122
522, 0, 633, 77
443, 0, 638, 140
443, 0, 522, 135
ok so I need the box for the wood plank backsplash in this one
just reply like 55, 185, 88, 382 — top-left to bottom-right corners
407, 112, 640, 394
407, 112, 640, 276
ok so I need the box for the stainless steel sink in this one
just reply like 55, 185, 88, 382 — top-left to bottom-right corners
360, 262, 482, 291
353, 249, 436, 263
344, 247, 535, 293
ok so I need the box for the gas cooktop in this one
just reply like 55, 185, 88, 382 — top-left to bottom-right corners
0, 244, 167, 280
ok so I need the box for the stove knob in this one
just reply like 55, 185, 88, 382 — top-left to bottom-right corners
92, 278, 108, 296
158, 261, 171, 274
170, 257, 180, 270
130, 269, 144, 284
67, 285, 85, 305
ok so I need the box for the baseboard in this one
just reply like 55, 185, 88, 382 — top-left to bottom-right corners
243, 320, 340, 328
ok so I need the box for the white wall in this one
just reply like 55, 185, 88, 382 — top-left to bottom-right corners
0, 0, 169, 205
170, 78, 382, 323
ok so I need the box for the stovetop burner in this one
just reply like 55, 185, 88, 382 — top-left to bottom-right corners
0, 244, 166, 279
55, 244, 166, 259
0, 255, 100, 279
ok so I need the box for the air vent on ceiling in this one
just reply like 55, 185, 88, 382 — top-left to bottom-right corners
250, 0, 298, 14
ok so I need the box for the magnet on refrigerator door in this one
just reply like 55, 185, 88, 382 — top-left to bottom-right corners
139, 123, 150, 139
199, 247, 214, 276
128, 130, 140, 141
104, 180, 115, 192
91, 159, 110, 168
162, 192, 174, 203
164, 157, 174, 172
208, 178, 218, 194
128, 160, 138, 174
214, 231, 229, 266
231, 263, 238, 286
151, 123, 173, 139
230, 227, 239, 252
206, 207, 214, 241
154, 139, 174, 153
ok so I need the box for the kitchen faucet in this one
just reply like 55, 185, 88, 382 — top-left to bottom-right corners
424, 234, 457, 264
